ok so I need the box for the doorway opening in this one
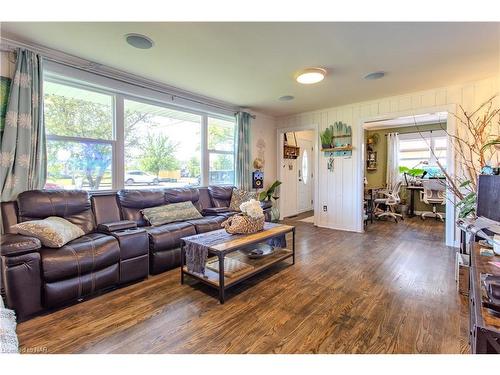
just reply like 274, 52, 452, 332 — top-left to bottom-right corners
277, 126, 318, 224
361, 111, 454, 245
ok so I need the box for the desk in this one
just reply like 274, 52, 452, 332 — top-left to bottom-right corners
364, 187, 385, 224
406, 185, 424, 217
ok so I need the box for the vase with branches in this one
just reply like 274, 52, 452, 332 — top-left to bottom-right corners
422, 95, 499, 218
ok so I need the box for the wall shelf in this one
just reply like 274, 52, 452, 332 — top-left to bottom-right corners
283, 145, 300, 159
321, 146, 353, 152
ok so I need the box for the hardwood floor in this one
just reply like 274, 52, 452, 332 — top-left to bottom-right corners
16, 217, 469, 354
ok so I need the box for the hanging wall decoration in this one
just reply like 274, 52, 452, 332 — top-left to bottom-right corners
319, 121, 353, 158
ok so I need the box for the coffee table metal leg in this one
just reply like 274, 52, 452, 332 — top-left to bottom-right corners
180, 242, 185, 285
292, 228, 296, 265
218, 253, 225, 304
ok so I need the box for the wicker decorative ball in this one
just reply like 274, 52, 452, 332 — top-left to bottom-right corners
222, 214, 265, 234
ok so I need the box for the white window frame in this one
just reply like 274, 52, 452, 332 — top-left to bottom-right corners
43, 66, 236, 192
398, 130, 447, 168
207, 114, 237, 186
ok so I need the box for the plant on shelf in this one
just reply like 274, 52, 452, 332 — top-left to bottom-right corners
259, 180, 282, 222
320, 126, 334, 149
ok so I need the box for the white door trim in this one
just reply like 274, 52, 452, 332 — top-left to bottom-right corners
276, 124, 319, 225
358, 104, 458, 247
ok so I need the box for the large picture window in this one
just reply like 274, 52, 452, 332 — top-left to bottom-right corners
208, 117, 235, 185
44, 80, 115, 190
43, 71, 236, 191
124, 99, 202, 189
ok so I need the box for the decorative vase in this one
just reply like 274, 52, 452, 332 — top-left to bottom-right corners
271, 206, 280, 223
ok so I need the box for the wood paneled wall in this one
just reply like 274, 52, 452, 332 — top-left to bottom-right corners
277, 76, 499, 232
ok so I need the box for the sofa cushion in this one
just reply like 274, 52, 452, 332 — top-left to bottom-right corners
186, 216, 226, 234
117, 189, 166, 226
145, 222, 196, 252
229, 188, 258, 211
142, 201, 202, 226
214, 211, 239, 219
41, 233, 120, 283
208, 186, 234, 208
11, 217, 85, 248
165, 188, 201, 210
17, 190, 95, 234
44, 264, 119, 308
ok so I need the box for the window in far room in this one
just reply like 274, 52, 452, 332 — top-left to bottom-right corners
398, 130, 447, 177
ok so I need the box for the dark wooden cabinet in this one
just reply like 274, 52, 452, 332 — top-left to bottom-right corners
469, 244, 500, 354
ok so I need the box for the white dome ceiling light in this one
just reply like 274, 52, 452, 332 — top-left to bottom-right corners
125, 33, 154, 49
295, 68, 327, 84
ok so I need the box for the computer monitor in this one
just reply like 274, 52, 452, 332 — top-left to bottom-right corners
477, 175, 500, 222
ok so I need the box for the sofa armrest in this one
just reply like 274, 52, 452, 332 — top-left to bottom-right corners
0, 234, 41, 257
97, 220, 137, 233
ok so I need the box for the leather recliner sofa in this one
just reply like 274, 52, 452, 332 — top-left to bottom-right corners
0, 186, 272, 320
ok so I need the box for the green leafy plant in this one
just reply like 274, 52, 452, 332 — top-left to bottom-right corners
456, 180, 477, 218
416, 95, 499, 218
259, 180, 282, 202
398, 166, 425, 177
320, 126, 333, 148
480, 137, 500, 153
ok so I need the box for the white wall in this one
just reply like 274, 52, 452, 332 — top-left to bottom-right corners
248, 111, 277, 189
277, 76, 500, 233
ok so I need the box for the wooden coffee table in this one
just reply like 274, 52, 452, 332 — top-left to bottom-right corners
180, 224, 295, 303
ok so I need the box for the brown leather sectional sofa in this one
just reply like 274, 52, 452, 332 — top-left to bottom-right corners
0, 186, 272, 320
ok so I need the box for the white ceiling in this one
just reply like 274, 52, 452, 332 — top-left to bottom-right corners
1, 22, 499, 117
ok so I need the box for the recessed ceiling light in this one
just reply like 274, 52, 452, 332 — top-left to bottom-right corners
295, 68, 326, 84
364, 71, 385, 80
279, 95, 295, 101
125, 33, 154, 49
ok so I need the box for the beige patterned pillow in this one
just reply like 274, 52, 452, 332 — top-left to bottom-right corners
229, 188, 258, 211
142, 201, 202, 226
11, 216, 85, 248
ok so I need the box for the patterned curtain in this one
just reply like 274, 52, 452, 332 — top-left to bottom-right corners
386, 132, 400, 190
0, 49, 46, 202
235, 111, 251, 190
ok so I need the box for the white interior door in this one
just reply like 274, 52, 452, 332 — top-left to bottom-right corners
297, 138, 314, 213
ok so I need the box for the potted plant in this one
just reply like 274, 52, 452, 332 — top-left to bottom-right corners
399, 166, 426, 186
320, 126, 333, 149
259, 180, 282, 222
423, 95, 500, 218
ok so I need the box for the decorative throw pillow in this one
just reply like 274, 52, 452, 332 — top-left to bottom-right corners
229, 188, 258, 211
10, 216, 85, 248
0, 298, 19, 354
142, 201, 202, 226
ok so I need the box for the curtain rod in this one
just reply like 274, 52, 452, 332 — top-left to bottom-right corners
235, 111, 256, 119
0, 38, 239, 115
384, 129, 441, 136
